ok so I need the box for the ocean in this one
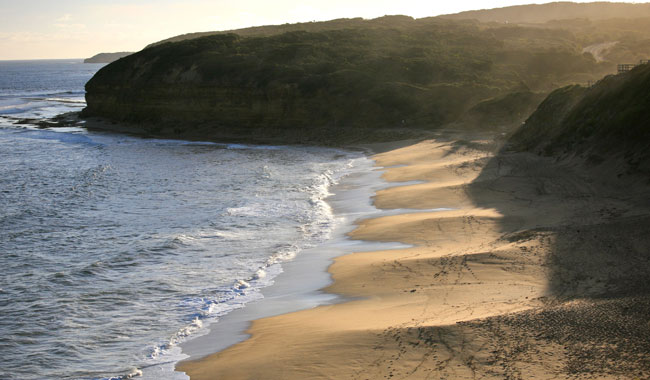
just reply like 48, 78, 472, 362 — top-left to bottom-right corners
0, 60, 371, 379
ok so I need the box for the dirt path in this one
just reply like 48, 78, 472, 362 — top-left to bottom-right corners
582, 41, 619, 62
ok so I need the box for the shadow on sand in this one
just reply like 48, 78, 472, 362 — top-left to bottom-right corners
460, 137, 650, 375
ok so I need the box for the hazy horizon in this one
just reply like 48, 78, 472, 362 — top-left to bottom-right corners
0, 0, 635, 60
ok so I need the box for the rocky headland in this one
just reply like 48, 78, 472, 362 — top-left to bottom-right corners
82, 13, 628, 145
84, 52, 134, 64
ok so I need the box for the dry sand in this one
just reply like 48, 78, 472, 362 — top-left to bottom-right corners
177, 136, 650, 380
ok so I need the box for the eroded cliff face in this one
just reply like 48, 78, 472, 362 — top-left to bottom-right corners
85, 83, 308, 129
83, 80, 438, 143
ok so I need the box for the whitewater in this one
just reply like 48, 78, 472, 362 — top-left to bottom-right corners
0, 59, 368, 379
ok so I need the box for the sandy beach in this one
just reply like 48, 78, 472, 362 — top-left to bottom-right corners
177, 135, 650, 380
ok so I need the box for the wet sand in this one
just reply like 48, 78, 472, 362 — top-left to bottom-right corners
177, 136, 650, 380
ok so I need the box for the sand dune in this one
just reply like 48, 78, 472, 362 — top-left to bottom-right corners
178, 136, 650, 379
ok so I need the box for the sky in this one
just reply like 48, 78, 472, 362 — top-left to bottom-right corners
0, 0, 642, 60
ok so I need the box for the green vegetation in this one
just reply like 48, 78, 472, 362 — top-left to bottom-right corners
440, 2, 650, 23
510, 63, 650, 173
457, 90, 547, 130
83, 3, 650, 144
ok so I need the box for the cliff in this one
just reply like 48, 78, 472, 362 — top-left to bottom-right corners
84, 52, 134, 64
510, 62, 650, 173
83, 15, 616, 144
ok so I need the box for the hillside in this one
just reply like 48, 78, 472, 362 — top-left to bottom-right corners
440, 2, 650, 69
149, 2, 650, 48
84, 52, 133, 64
143, 3, 650, 78
440, 1, 650, 23
83, 16, 609, 144
510, 62, 650, 173
145, 17, 371, 48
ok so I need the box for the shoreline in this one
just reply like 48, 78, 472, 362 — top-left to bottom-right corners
177, 135, 650, 379
4, 111, 422, 378
176, 153, 412, 362
175, 136, 504, 377
5, 112, 427, 155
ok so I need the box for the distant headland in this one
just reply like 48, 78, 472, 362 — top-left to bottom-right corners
84, 52, 133, 64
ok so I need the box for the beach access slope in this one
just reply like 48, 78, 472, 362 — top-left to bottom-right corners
177, 136, 650, 379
